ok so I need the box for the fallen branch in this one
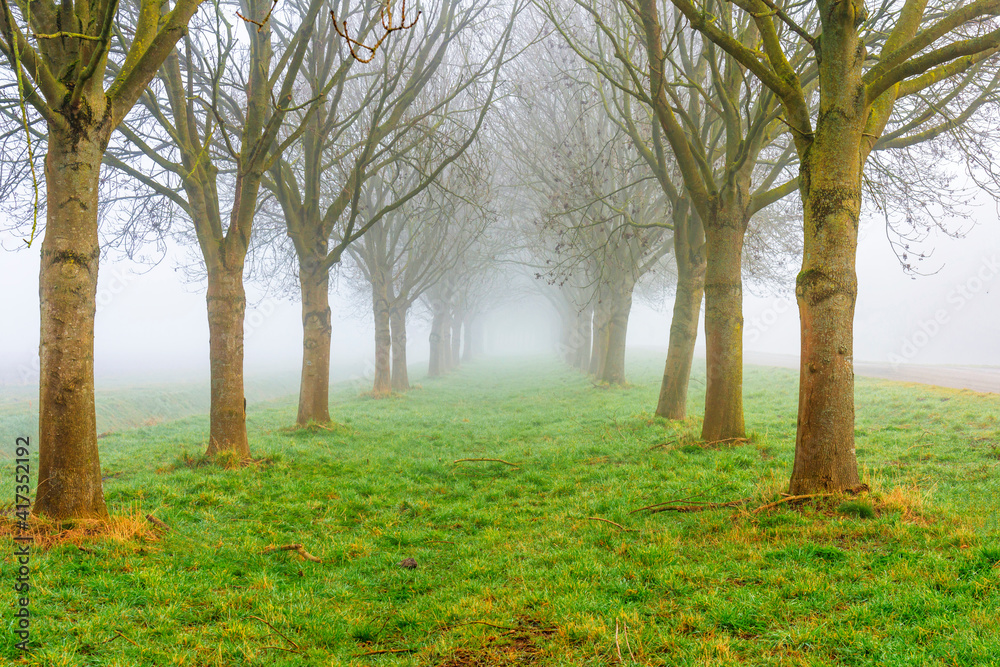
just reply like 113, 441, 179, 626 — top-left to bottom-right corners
583, 517, 635, 532
648, 439, 677, 451
355, 647, 417, 657
453, 458, 519, 468
146, 514, 170, 531
700, 437, 750, 447
262, 543, 323, 563
262, 645, 304, 655
104, 630, 139, 647
632, 497, 753, 514
751, 493, 834, 515
249, 615, 300, 649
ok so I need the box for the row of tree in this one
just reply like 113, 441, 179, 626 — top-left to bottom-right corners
2, 0, 999, 520
515, 0, 1000, 494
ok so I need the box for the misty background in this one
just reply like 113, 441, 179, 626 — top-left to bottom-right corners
2, 193, 997, 390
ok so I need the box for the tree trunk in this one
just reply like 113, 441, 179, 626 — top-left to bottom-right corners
35, 129, 109, 520
296, 259, 332, 425
428, 309, 447, 377
441, 309, 454, 372
656, 209, 705, 420
788, 30, 866, 493
372, 275, 392, 395
390, 305, 410, 392
599, 284, 634, 385
205, 264, 250, 459
589, 301, 609, 376
701, 215, 747, 441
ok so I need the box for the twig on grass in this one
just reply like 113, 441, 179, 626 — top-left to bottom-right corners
355, 647, 417, 656
750, 493, 834, 514
647, 440, 677, 451
453, 458, 520, 468
102, 630, 139, 647
262, 543, 323, 563
262, 645, 304, 655
146, 514, 170, 531
249, 615, 300, 649
583, 517, 635, 532
632, 497, 753, 514
615, 619, 624, 664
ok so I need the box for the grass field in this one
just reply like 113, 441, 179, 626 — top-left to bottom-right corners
2, 354, 999, 666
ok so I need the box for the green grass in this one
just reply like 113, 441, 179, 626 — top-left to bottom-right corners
2, 354, 999, 666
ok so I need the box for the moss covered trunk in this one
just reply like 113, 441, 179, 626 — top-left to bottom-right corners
205, 264, 250, 459
296, 258, 332, 425
371, 274, 392, 396
789, 9, 865, 494
599, 283, 634, 385
590, 300, 610, 376
390, 306, 410, 392
701, 214, 746, 441
656, 209, 705, 420
35, 128, 109, 520
428, 309, 447, 377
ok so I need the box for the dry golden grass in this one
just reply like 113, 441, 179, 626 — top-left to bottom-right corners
0, 507, 159, 549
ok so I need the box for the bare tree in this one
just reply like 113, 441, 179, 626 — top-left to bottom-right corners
346, 145, 493, 394
264, 0, 523, 424
109, 0, 325, 458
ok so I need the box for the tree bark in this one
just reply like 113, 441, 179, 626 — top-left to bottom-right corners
296, 259, 332, 424
205, 264, 250, 459
589, 300, 610, 376
656, 224, 705, 421
441, 309, 454, 372
371, 274, 392, 395
789, 8, 865, 494
35, 128, 109, 520
599, 283, 634, 385
390, 305, 410, 392
701, 213, 747, 441
428, 308, 447, 377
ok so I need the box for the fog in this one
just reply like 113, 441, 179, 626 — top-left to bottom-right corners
2, 195, 997, 391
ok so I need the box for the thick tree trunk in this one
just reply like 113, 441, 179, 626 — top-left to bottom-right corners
296, 260, 332, 425
428, 309, 447, 377
789, 14, 865, 494
372, 275, 392, 395
205, 264, 250, 459
656, 210, 705, 420
701, 216, 747, 441
599, 284, 634, 385
35, 129, 109, 520
441, 310, 454, 372
390, 306, 410, 392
